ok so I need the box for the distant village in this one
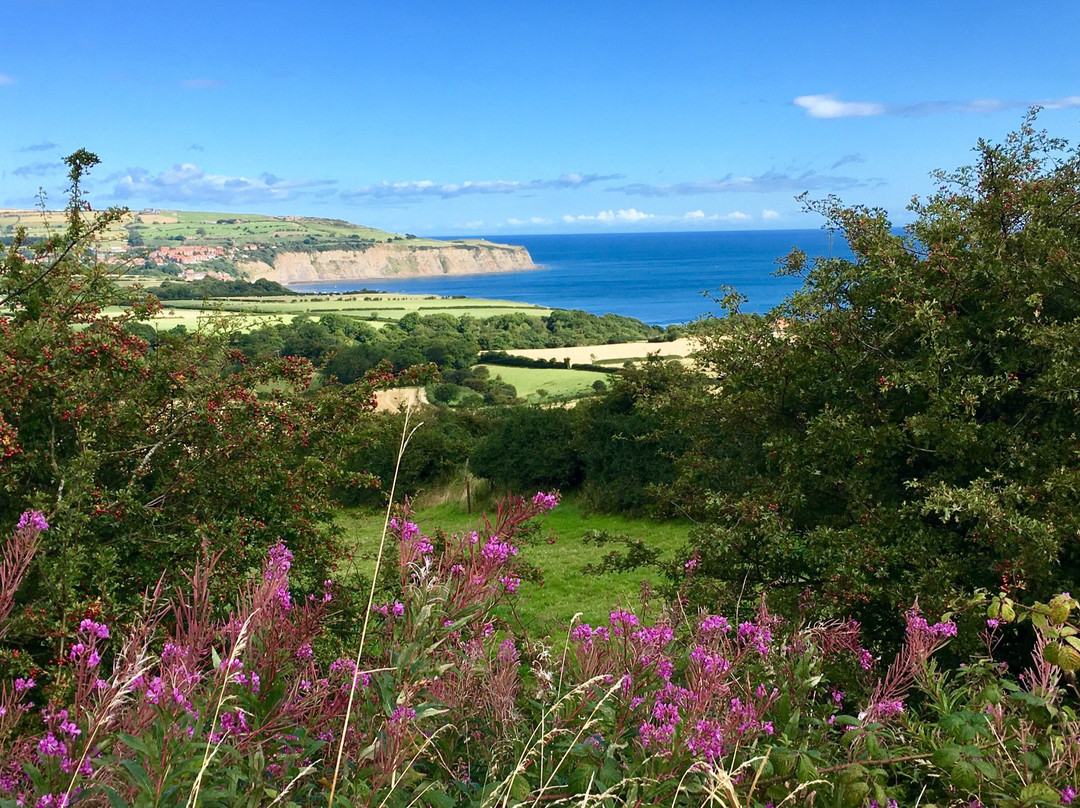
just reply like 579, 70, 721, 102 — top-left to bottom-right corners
143, 244, 262, 280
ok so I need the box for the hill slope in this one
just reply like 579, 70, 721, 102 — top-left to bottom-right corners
0, 208, 538, 281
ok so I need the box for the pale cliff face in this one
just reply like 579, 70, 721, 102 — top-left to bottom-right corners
237, 243, 538, 283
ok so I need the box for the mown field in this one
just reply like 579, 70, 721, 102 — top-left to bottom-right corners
336, 494, 688, 630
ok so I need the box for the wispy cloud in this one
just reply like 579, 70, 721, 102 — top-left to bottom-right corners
762, 209, 781, 220
18, 141, 56, 153
108, 163, 335, 205
0, 74, 15, 86
13, 161, 63, 178
507, 216, 554, 226
830, 154, 865, 169
342, 172, 622, 201
177, 78, 226, 89
796, 93, 1080, 119
189, 143, 204, 152
561, 208, 749, 225
613, 170, 866, 197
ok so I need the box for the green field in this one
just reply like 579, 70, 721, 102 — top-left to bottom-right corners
477, 364, 611, 401
112, 291, 554, 331
336, 495, 687, 631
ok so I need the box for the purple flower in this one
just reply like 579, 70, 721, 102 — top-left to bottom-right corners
390, 518, 421, 542
17, 510, 49, 531
857, 648, 874, 670
37, 732, 67, 759
736, 621, 772, 654
481, 538, 518, 564
531, 491, 559, 511
265, 542, 293, 576
78, 619, 109, 639
609, 610, 640, 632
35, 795, 70, 808
500, 575, 520, 594
391, 600, 405, 617
296, 643, 314, 660
700, 615, 731, 634
14, 676, 34, 692
1062, 787, 1076, 805
875, 698, 904, 717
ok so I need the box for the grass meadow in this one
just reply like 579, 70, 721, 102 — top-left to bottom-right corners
335, 493, 687, 631
477, 364, 611, 401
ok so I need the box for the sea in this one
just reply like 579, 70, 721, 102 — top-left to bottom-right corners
286, 229, 852, 326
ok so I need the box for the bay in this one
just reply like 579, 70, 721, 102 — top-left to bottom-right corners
287, 229, 852, 326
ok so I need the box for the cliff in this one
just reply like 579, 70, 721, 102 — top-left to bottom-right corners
237, 241, 538, 284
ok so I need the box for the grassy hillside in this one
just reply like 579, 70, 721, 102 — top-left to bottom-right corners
1, 206, 516, 257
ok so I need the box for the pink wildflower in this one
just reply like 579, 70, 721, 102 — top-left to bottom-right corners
531, 491, 559, 511
17, 510, 49, 531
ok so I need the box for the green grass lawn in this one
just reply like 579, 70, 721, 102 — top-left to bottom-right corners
478, 364, 611, 401
335, 494, 688, 633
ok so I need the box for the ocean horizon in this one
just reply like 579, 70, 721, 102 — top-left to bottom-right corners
287, 229, 852, 326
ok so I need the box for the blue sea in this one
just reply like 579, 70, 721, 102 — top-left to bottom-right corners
287, 230, 852, 326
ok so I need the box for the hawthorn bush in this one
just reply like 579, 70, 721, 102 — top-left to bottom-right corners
659, 114, 1080, 634
0, 152, 404, 670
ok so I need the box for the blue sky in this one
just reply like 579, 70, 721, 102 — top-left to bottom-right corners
3, 0, 1079, 236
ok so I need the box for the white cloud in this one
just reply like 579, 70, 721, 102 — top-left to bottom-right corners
1042, 95, 1080, 110
463, 220, 484, 229
0, 74, 15, 86
343, 173, 622, 201
795, 94, 886, 119
795, 93, 1080, 119
507, 216, 553, 226
614, 169, 866, 197
109, 163, 335, 205
762, 209, 780, 220
561, 208, 751, 226
565, 208, 656, 223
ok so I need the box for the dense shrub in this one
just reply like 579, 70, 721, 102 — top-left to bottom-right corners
471, 407, 582, 492
657, 114, 1080, 634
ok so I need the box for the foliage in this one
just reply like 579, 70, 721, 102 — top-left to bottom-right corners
2, 506, 1077, 806
150, 277, 297, 299
659, 114, 1080, 634
0, 152, 395, 670
470, 407, 583, 492
575, 358, 700, 513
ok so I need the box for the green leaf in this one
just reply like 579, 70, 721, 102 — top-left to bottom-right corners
951, 761, 978, 791
931, 744, 962, 769
1020, 783, 1061, 806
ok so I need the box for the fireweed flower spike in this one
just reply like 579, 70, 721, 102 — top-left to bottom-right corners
16, 511, 49, 532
